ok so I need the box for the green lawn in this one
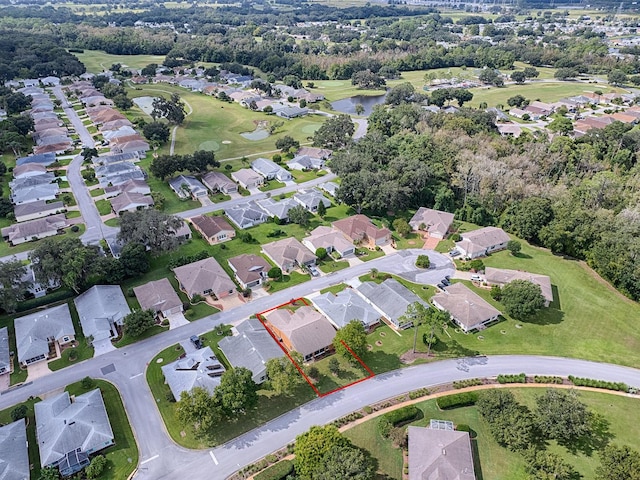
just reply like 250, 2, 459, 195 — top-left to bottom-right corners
66, 210, 81, 218
345, 388, 640, 480
65, 379, 138, 480
49, 301, 94, 372
268, 271, 310, 293
0, 224, 86, 258
393, 231, 425, 250
355, 247, 386, 262
105, 218, 120, 227
312, 353, 372, 395
114, 325, 166, 348
74, 50, 168, 73
291, 169, 327, 183
259, 180, 286, 192
90, 188, 105, 197
95, 199, 112, 216
317, 258, 349, 274
319, 283, 349, 295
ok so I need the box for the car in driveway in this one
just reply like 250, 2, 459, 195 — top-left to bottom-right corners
437, 283, 446, 290
190, 335, 203, 349
449, 250, 461, 257
308, 265, 320, 277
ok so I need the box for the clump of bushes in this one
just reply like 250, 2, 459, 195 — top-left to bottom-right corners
534, 375, 563, 384
568, 375, 629, 392
168, 250, 208, 269
436, 392, 478, 410
453, 378, 483, 389
497, 373, 526, 384
409, 388, 430, 400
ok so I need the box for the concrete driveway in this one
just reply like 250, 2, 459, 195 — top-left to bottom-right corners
382, 249, 455, 285
92, 338, 116, 356
167, 312, 189, 330
26, 361, 51, 382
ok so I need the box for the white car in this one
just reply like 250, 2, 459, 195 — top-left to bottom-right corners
470, 274, 482, 281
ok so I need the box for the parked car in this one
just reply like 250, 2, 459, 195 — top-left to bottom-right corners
449, 250, 461, 257
190, 335, 203, 349
308, 265, 320, 277
470, 274, 482, 281
437, 283, 446, 290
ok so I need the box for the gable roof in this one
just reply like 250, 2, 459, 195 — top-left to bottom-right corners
110, 192, 154, 213
455, 227, 510, 255
408, 426, 475, 480
409, 208, 455, 237
432, 283, 501, 331
251, 157, 289, 178
333, 214, 391, 243
303, 226, 354, 255
224, 201, 268, 229
218, 319, 285, 383
231, 168, 262, 186
256, 197, 299, 220
293, 188, 331, 211
265, 306, 336, 357
201, 171, 236, 191
484, 267, 553, 304
13, 163, 47, 178
74, 285, 131, 342
173, 257, 235, 298
262, 238, 316, 269
168, 175, 207, 197
320, 181, 339, 197
133, 278, 182, 315
313, 289, 381, 329
0, 420, 30, 480
1, 214, 66, 243
228, 254, 270, 285
13, 200, 64, 220
161, 346, 226, 398
35, 389, 114, 468
190, 215, 235, 239
356, 279, 428, 326
296, 146, 332, 159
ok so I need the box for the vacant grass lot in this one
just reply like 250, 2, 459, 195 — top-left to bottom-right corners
345, 388, 640, 480
73, 50, 168, 74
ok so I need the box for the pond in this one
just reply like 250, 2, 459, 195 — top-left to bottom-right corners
240, 128, 270, 141
330, 93, 387, 117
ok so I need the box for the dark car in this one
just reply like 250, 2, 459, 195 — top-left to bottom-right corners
190, 335, 203, 349
444, 275, 451, 281
442, 279, 450, 286
437, 283, 446, 290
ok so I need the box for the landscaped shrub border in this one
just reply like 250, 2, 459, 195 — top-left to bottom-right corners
453, 378, 483, 389
534, 375, 563, 384
497, 373, 526, 384
568, 375, 629, 392
436, 392, 479, 410
253, 460, 294, 480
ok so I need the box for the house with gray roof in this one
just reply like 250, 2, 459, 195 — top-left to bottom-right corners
273, 105, 309, 119
356, 279, 429, 330
1, 214, 67, 246
10, 182, 60, 206
293, 188, 331, 213
99, 170, 145, 187
408, 426, 475, 480
104, 179, 150, 198
14, 303, 75, 366
218, 319, 285, 384
250, 158, 292, 182
432, 283, 501, 333
94, 161, 140, 180
74, 285, 130, 345
13, 163, 47, 179
0, 327, 10, 376
201, 171, 238, 194
256, 197, 299, 221
484, 267, 553, 307
35, 389, 114, 477
168, 175, 208, 200
312, 289, 381, 331
286, 155, 325, 171
409, 207, 455, 240
319, 181, 339, 197
0, 420, 30, 480
14, 200, 64, 223
225, 201, 268, 229
92, 152, 138, 167
262, 238, 316, 273
133, 278, 183, 318
161, 346, 226, 399
10, 172, 56, 190
455, 227, 510, 259
110, 192, 154, 216
227, 254, 271, 289
231, 168, 264, 190
173, 257, 236, 300
303, 226, 355, 258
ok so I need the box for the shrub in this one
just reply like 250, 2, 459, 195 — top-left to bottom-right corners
307, 366, 319, 379
415, 255, 431, 269
437, 392, 478, 410
81, 376, 95, 390
10, 405, 28, 422
450, 233, 461, 242
534, 375, 563, 384
497, 373, 526, 384
468, 259, 484, 272
377, 418, 392, 438
85, 455, 107, 479
70, 225, 79, 233
409, 388, 430, 400
568, 375, 629, 392
453, 378, 483, 389
383, 405, 420, 426
254, 460, 294, 480
67, 349, 78, 361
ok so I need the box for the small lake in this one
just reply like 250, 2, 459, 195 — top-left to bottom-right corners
330, 93, 387, 117
240, 128, 269, 141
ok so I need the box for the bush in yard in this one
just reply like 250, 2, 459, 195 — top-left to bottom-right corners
383, 405, 420, 426
10, 405, 27, 422
392, 218, 411, 237
415, 255, 430, 269
85, 455, 107, 479
328, 357, 340, 375
507, 240, 521, 255
81, 376, 95, 390
436, 392, 478, 410
268, 267, 283, 280
71, 225, 79, 233
490, 284, 502, 300
254, 459, 294, 480
316, 247, 327, 260
497, 373, 526, 384
307, 366, 320, 380
377, 417, 392, 438
450, 233, 461, 242
67, 348, 78, 361
468, 259, 484, 272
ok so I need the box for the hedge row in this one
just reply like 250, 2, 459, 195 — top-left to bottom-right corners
568, 376, 629, 392
497, 373, 526, 384
383, 405, 420, 426
332, 411, 363, 428
17, 288, 74, 313
437, 392, 478, 410
409, 388, 430, 400
167, 250, 209, 269
254, 460, 294, 480
534, 375, 563, 384
453, 378, 483, 389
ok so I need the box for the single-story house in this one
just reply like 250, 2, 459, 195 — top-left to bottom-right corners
218, 319, 285, 384
173, 257, 236, 300
189, 215, 236, 245
168, 175, 208, 200
227, 254, 271, 289
356, 279, 428, 330
286, 155, 325, 171
0, 327, 10, 376
110, 192, 154, 216
302, 226, 355, 258
333, 214, 392, 249
484, 267, 553, 306
408, 425, 475, 480
14, 303, 75, 366
161, 346, 226, 399
99, 170, 145, 188
104, 179, 150, 198
320, 181, 339, 197
133, 278, 183, 318
201, 171, 238, 194
94, 161, 140, 180
497, 123, 523, 138
22, 262, 59, 299
296, 146, 332, 161
14, 200, 64, 223
273, 105, 309, 119
312, 289, 381, 331
409, 207, 455, 239
1, 214, 67, 246
263, 306, 336, 362
293, 188, 331, 213
256, 197, 299, 221
251, 157, 292, 182
74, 285, 131, 345
10, 181, 59, 205
0, 420, 30, 480
455, 226, 510, 259
35, 389, 114, 477
10, 172, 56, 190
432, 283, 501, 332
262, 238, 317, 273
231, 169, 264, 189
13, 163, 47, 179
225, 201, 268, 229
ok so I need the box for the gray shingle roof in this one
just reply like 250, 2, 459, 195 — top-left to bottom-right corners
13, 200, 64, 220
432, 283, 501, 332
218, 319, 284, 384
0, 420, 29, 480
408, 426, 475, 480
74, 285, 130, 342
256, 197, 298, 220
408, 208, 455, 238
265, 306, 336, 357
173, 257, 236, 299
0, 327, 10, 375
312, 289, 381, 329
224, 201, 268, 229
293, 188, 331, 212
161, 346, 226, 398
262, 238, 316, 271
35, 389, 114, 468
133, 279, 182, 315
14, 303, 74, 364
484, 267, 553, 304
356, 279, 428, 328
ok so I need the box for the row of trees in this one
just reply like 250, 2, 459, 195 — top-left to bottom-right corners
149, 150, 218, 180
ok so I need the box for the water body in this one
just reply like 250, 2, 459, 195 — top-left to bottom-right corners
240, 128, 269, 141
330, 93, 387, 117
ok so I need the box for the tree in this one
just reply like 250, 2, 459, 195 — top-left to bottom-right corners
152, 93, 187, 125
215, 367, 258, 414
113, 94, 133, 110
317, 201, 327, 218
500, 280, 546, 319
478, 390, 536, 452
596, 445, 640, 480
548, 116, 573, 135
555, 68, 578, 80
507, 95, 528, 108
4, 92, 31, 115
38, 467, 60, 480
85, 455, 107, 479
288, 205, 310, 226
452, 88, 474, 107
142, 121, 170, 144
507, 240, 521, 256
10, 404, 27, 421
119, 242, 150, 277
313, 114, 354, 149
265, 354, 303, 396
176, 387, 219, 436
535, 389, 592, 444
315, 247, 327, 260
608, 69, 628, 87
392, 218, 411, 237
351, 70, 386, 89
386, 82, 416, 106
118, 210, 183, 254
328, 357, 340, 375
398, 302, 446, 355
355, 103, 365, 115
275, 135, 299, 153
268, 267, 282, 280
415, 255, 431, 269
523, 67, 539, 79
294, 425, 350, 480
333, 320, 367, 360
313, 444, 375, 480
141, 63, 158, 76
510, 71, 527, 84
123, 309, 155, 337
0, 260, 29, 313
524, 450, 579, 480
479, 69, 503, 86
81, 147, 98, 162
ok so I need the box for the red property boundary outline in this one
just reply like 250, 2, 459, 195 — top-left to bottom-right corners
256, 298, 375, 397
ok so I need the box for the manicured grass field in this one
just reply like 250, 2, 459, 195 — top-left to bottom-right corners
344, 387, 640, 480
73, 50, 168, 74
312, 353, 372, 395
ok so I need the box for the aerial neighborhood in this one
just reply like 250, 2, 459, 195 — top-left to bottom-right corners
1, 1, 640, 480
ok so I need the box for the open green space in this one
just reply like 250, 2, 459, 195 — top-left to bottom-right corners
312, 353, 372, 395
317, 258, 349, 274
73, 50, 168, 74
0, 224, 85, 258
345, 387, 640, 480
